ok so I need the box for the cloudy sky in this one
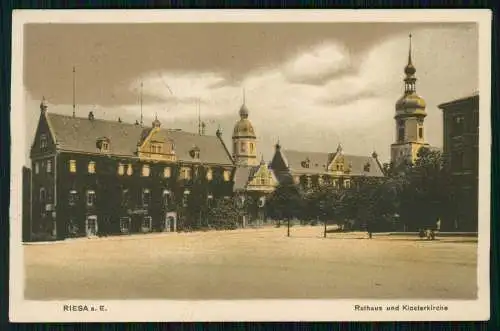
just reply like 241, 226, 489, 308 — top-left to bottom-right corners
23, 22, 478, 166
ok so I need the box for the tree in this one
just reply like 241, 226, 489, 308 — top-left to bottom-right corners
399, 147, 449, 231
206, 198, 240, 230
266, 183, 303, 222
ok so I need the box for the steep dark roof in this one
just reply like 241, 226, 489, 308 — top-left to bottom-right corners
233, 166, 254, 191
281, 149, 384, 177
46, 113, 234, 165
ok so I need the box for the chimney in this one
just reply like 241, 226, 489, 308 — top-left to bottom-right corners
88, 111, 95, 121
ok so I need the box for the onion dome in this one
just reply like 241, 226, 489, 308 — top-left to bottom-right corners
232, 101, 256, 138
395, 93, 427, 110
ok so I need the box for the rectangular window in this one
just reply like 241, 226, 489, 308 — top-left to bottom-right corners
206, 168, 213, 181
344, 179, 351, 189
183, 190, 190, 207
240, 142, 246, 153
69, 190, 77, 206
142, 216, 152, 232
86, 190, 96, 206
88, 161, 96, 174
163, 190, 171, 207
398, 128, 405, 142
452, 115, 465, 137
35, 162, 39, 174
40, 134, 48, 150
418, 127, 423, 139
126, 164, 133, 176
163, 167, 171, 178
47, 188, 53, 203
452, 151, 464, 171
46, 159, 52, 173
142, 164, 150, 177
101, 141, 109, 152
181, 167, 192, 180
142, 188, 151, 207
118, 163, 125, 176
121, 189, 130, 207
223, 170, 231, 182
120, 217, 131, 233
39, 187, 46, 202
207, 194, 213, 208
260, 177, 266, 185
69, 160, 76, 173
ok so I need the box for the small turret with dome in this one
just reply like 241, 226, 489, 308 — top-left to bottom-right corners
232, 89, 258, 166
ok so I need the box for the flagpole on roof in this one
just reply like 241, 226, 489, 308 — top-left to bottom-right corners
140, 81, 143, 127
72, 66, 76, 118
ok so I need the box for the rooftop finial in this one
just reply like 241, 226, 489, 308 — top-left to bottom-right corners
243, 87, 246, 105
404, 33, 416, 77
40, 96, 48, 113
152, 112, 161, 128
408, 33, 413, 65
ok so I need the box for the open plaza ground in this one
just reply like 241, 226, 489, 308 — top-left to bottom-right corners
24, 226, 478, 300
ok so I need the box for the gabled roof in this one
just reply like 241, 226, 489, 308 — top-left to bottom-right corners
281, 149, 384, 177
45, 113, 234, 165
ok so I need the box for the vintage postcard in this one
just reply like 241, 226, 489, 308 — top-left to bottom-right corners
9, 9, 491, 322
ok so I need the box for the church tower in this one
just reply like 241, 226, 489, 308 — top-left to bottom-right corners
391, 34, 429, 166
232, 91, 258, 166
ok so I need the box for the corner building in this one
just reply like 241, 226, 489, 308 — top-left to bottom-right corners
439, 93, 479, 231
30, 99, 235, 240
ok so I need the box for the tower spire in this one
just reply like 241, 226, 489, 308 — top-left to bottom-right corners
243, 88, 246, 105
72, 66, 76, 117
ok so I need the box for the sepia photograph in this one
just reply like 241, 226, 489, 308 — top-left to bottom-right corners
9, 10, 491, 322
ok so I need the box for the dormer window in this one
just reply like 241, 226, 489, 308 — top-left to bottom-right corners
301, 158, 310, 169
189, 146, 200, 159
96, 137, 110, 152
364, 162, 371, 172
40, 134, 48, 151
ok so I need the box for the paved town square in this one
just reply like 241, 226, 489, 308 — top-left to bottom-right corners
24, 226, 477, 300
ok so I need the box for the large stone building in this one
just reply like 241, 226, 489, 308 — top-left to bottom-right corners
439, 92, 479, 231
270, 142, 385, 190
391, 35, 430, 166
29, 98, 235, 240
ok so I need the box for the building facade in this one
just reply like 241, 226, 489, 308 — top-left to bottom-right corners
391, 35, 429, 166
270, 142, 385, 191
231, 99, 278, 225
439, 93, 479, 231
29, 99, 235, 241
